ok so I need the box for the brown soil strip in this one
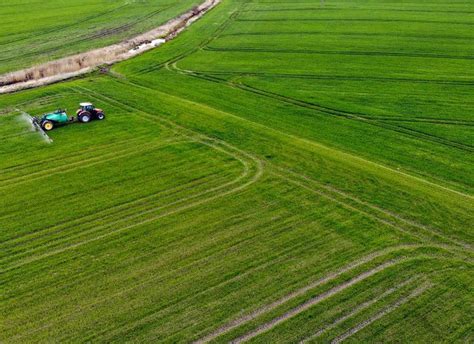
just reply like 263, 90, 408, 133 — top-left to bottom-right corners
331, 282, 432, 343
0, 0, 220, 94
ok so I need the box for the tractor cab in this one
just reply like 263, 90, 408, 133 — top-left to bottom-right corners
79, 102, 95, 112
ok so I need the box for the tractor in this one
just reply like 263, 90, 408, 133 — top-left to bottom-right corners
32, 103, 105, 131
76, 102, 105, 123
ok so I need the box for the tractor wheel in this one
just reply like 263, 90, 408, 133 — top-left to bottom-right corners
96, 112, 105, 120
78, 112, 91, 123
42, 120, 54, 131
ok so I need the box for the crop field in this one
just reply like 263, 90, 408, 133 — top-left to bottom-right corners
0, 0, 202, 74
1, 0, 473, 343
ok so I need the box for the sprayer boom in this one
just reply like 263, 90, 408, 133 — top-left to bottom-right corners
19, 110, 53, 143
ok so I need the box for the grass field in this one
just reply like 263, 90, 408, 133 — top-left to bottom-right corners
0, 0, 202, 74
1, 0, 473, 342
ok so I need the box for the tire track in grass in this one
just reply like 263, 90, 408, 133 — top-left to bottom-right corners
0, 130, 32, 141
194, 246, 428, 343
2, 162, 234, 258
0, 152, 226, 253
183, 70, 474, 153
7, 198, 271, 309
227, 254, 447, 344
1, 149, 251, 267
203, 46, 474, 61
0, 3, 130, 48
10, 210, 311, 341
121, 70, 474, 245
0, 135, 150, 176
0, 139, 179, 190
2, 134, 263, 272
330, 282, 433, 344
79, 215, 315, 341
176, 68, 474, 153
242, 8, 474, 14
133, 0, 248, 76
220, 31, 474, 41
270, 167, 473, 252
235, 18, 474, 26
299, 276, 418, 343
179, 70, 474, 87
1, 146, 216, 236
0, 6, 173, 63
227, 259, 429, 344
168, 65, 474, 196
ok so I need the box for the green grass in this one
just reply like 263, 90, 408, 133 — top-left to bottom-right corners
0, 0, 202, 74
0, 0, 473, 342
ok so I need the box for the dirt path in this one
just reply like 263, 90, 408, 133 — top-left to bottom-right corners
0, 0, 220, 94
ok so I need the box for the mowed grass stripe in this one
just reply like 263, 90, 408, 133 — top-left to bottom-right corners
8, 207, 316, 339
2, 173, 408, 340
1, 165, 239, 261
2, 147, 262, 272
0, 139, 173, 189
176, 68, 473, 153
0, 153, 236, 255
0, 134, 154, 178
270, 166, 472, 251
194, 249, 450, 343
1, 149, 248, 266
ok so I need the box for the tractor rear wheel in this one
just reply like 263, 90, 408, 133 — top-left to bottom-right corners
96, 112, 105, 120
42, 120, 54, 131
78, 112, 91, 123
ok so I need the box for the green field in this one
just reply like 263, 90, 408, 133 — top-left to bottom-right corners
0, 0, 202, 74
1, 0, 473, 342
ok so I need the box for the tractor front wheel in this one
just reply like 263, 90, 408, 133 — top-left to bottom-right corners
78, 112, 91, 123
42, 120, 54, 131
96, 112, 105, 120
